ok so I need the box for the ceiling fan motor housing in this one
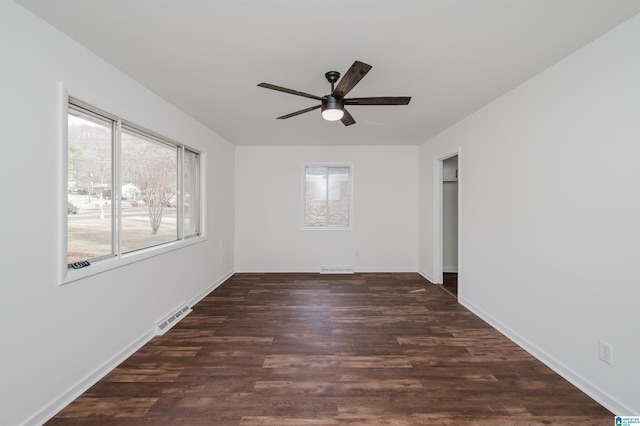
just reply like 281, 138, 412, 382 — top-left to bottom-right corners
322, 95, 344, 112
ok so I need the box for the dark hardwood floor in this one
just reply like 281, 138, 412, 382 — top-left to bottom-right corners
48, 273, 611, 425
442, 272, 458, 297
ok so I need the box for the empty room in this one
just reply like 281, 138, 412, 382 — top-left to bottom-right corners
1, 0, 639, 424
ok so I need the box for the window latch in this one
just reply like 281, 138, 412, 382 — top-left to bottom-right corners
68, 261, 91, 269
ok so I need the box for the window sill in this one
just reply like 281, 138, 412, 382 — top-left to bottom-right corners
302, 226, 353, 231
60, 235, 206, 285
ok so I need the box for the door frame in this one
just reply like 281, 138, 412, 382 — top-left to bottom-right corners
434, 149, 461, 286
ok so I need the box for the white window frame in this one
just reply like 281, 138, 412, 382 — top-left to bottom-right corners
302, 163, 353, 230
58, 84, 206, 285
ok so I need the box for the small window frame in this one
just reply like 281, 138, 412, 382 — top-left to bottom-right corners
302, 163, 353, 231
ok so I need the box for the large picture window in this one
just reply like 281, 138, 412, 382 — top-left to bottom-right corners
304, 165, 351, 228
67, 99, 201, 267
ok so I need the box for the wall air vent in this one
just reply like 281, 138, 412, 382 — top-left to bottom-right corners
155, 303, 192, 335
320, 265, 354, 274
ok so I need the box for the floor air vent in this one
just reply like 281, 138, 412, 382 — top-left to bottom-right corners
155, 303, 192, 335
320, 265, 354, 274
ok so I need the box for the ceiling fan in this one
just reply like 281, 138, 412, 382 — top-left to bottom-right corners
258, 60, 411, 126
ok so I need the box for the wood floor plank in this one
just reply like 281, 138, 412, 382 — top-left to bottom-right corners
239, 416, 338, 425
252, 378, 423, 396
47, 273, 613, 425
104, 363, 184, 382
262, 355, 413, 369
53, 397, 157, 418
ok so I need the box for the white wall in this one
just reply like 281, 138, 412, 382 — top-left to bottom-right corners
419, 13, 640, 414
235, 146, 419, 272
0, 2, 235, 425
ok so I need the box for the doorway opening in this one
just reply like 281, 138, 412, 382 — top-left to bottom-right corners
434, 152, 459, 297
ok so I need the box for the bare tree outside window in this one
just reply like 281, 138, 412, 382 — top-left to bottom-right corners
121, 130, 178, 252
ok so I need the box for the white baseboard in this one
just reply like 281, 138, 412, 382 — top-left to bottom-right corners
188, 269, 234, 307
354, 266, 417, 273
235, 266, 419, 273
459, 296, 633, 416
418, 269, 435, 283
443, 266, 458, 273
234, 266, 318, 273
25, 329, 155, 426
28, 270, 235, 426
356, 266, 418, 274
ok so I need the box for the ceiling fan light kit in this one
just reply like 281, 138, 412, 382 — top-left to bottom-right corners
258, 60, 411, 126
321, 95, 344, 121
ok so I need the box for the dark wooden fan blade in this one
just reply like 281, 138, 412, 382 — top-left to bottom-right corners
341, 109, 356, 126
258, 83, 322, 101
333, 61, 372, 98
344, 96, 411, 105
277, 104, 321, 119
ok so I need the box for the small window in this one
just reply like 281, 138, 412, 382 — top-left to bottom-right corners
304, 165, 351, 228
67, 99, 202, 269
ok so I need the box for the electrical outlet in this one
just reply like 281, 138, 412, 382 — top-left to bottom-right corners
598, 340, 613, 365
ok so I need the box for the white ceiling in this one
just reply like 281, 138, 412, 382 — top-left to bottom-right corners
16, 0, 640, 146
